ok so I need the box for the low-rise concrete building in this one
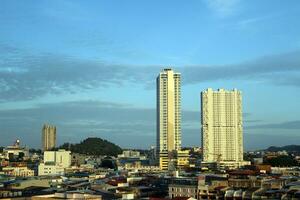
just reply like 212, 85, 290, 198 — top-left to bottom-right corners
38, 150, 71, 176
169, 184, 198, 199
2, 166, 34, 177
3, 140, 29, 161
32, 191, 102, 200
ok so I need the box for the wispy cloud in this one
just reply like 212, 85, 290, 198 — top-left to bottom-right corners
0, 43, 154, 101
204, 0, 240, 17
0, 100, 200, 148
40, 0, 93, 22
183, 50, 300, 85
0, 43, 300, 101
234, 15, 278, 32
0, 99, 298, 149
237, 16, 269, 28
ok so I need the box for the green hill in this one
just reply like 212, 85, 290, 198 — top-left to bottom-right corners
266, 145, 300, 152
59, 137, 122, 156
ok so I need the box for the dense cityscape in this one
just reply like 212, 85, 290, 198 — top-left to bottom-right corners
0, 68, 299, 199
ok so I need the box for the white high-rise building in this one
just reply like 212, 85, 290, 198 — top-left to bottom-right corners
201, 88, 246, 168
157, 68, 181, 170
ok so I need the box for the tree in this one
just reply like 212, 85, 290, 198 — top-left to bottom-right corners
101, 158, 117, 169
264, 155, 298, 167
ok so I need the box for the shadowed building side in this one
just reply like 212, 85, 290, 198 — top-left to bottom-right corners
42, 124, 56, 151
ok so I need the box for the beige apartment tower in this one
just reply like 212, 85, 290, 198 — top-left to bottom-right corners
157, 68, 181, 170
201, 88, 246, 168
42, 124, 56, 151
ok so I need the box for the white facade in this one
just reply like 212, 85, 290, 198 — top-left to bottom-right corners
157, 68, 181, 170
2, 167, 34, 177
38, 164, 65, 176
44, 150, 71, 168
201, 88, 243, 163
32, 192, 102, 199
157, 68, 181, 153
3, 140, 29, 160
38, 150, 71, 176
118, 150, 140, 158
3, 148, 29, 160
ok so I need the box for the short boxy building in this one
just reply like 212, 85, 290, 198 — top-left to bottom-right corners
169, 184, 198, 199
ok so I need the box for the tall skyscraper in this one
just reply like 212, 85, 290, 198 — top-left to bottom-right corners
157, 68, 181, 170
42, 124, 56, 151
201, 88, 245, 167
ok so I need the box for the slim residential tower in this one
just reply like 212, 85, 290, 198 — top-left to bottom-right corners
201, 88, 246, 168
157, 68, 181, 170
42, 124, 56, 151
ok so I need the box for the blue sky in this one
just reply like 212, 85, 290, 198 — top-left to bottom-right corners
0, 0, 299, 150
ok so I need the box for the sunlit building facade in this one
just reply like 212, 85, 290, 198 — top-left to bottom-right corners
157, 68, 181, 170
201, 88, 245, 167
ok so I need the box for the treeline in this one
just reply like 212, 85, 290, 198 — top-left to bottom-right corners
264, 155, 299, 167
266, 145, 300, 152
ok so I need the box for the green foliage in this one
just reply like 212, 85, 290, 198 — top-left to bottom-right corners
101, 158, 117, 169
59, 137, 122, 157
29, 148, 42, 154
244, 153, 254, 161
264, 155, 299, 167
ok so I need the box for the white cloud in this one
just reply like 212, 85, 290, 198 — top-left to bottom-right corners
205, 0, 240, 17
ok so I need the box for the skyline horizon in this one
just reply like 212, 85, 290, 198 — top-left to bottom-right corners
0, 78, 297, 151
0, 0, 299, 150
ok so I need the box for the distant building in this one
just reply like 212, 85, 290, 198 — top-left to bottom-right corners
3, 139, 29, 161
71, 153, 86, 166
198, 174, 228, 199
123, 161, 160, 172
176, 150, 190, 169
201, 88, 246, 168
38, 149, 71, 176
42, 124, 56, 151
149, 146, 157, 165
169, 184, 198, 199
157, 68, 181, 170
168, 178, 198, 199
118, 150, 141, 158
31, 192, 102, 200
2, 166, 34, 177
